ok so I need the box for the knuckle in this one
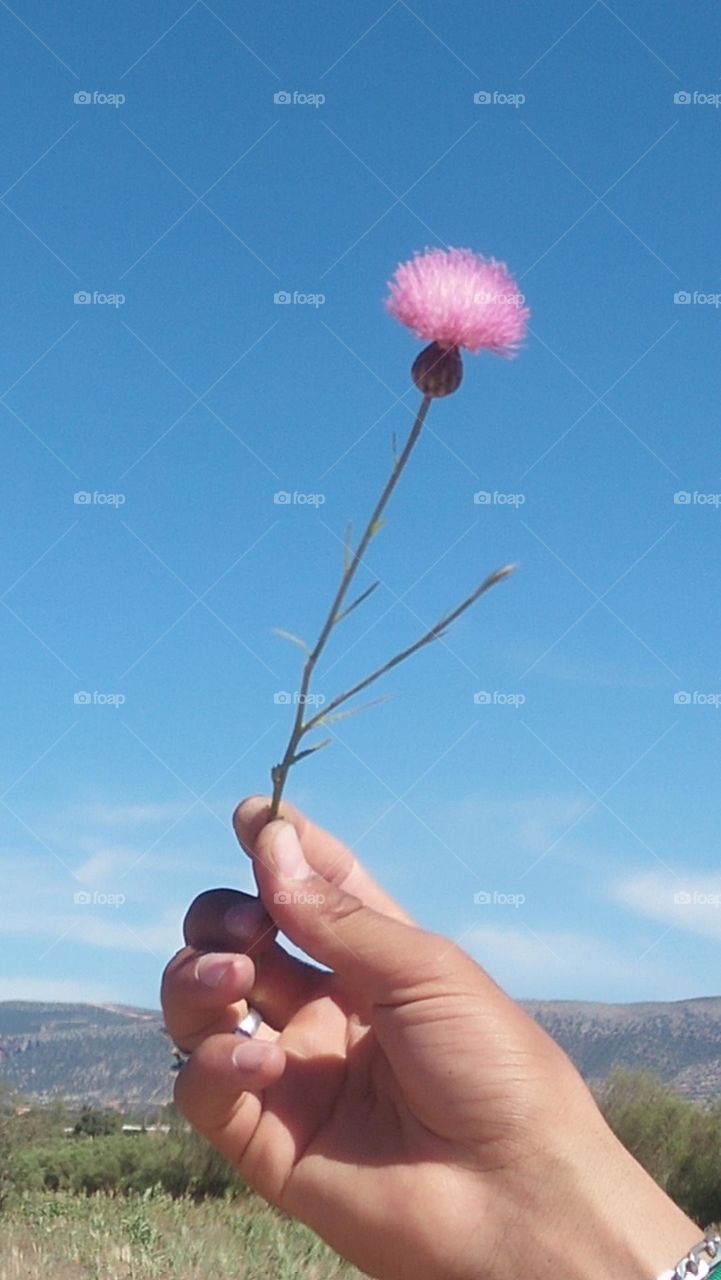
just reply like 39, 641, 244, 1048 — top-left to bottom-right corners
160, 946, 194, 1004
311, 883, 364, 930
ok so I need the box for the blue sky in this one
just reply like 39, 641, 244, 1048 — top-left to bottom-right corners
2, 0, 721, 1010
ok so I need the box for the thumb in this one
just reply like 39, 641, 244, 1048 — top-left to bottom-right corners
253, 819, 453, 1006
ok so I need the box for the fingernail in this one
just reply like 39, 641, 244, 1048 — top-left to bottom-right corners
195, 953, 235, 988
271, 822, 313, 881
235, 796, 270, 833
224, 897, 270, 940
232, 1038, 270, 1071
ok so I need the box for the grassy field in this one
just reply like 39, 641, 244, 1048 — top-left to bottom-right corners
0, 1189, 366, 1280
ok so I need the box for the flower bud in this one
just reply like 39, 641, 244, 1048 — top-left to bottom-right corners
411, 342, 463, 398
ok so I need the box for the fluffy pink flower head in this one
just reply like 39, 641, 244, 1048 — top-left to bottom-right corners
385, 247, 529, 356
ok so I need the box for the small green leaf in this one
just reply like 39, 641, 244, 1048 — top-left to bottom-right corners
315, 694, 390, 727
289, 738, 332, 765
369, 518, 385, 539
272, 627, 310, 654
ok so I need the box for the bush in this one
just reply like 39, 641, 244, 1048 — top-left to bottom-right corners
600, 1069, 721, 1226
72, 1106, 121, 1138
7, 1127, 246, 1201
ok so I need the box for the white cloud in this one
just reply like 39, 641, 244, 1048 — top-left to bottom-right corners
466, 923, 634, 988
74, 846, 139, 883
461, 922, 689, 1001
505, 643, 663, 690
616, 870, 721, 941
73, 800, 197, 827
448, 791, 592, 856
0, 905, 182, 959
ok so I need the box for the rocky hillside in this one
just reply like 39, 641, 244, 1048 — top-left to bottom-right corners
2, 996, 721, 1107
0, 1002, 171, 1108
524, 995, 721, 1103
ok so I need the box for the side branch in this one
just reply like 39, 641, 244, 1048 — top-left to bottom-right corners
268, 394, 432, 817
302, 564, 516, 735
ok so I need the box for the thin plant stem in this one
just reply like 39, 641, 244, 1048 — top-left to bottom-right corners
269, 394, 431, 817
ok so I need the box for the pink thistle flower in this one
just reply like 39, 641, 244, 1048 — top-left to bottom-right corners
385, 247, 529, 356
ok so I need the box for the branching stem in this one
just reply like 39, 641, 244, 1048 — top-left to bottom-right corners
269, 395, 431, 816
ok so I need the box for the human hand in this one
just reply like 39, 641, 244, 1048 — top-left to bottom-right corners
161, 797, 699, 1280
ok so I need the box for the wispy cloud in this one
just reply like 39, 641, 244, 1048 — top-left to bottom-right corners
448, 790, 591, 855
70, 800, 198, 827
0, 903, 182, 957
616, 870, 721, 941
74, 846, 140, 883
463, 922, 685, 1001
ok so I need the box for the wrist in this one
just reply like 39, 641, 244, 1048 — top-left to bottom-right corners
541, 1127, 699, 1280
490, 1121, 700, 1280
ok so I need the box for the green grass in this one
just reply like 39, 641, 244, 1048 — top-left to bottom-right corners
0, 1189, 367, 1280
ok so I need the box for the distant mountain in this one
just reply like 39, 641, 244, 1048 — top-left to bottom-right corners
2, 996, 721, 1108
524, 996, 721, 1103
0, 1002, 171, 1109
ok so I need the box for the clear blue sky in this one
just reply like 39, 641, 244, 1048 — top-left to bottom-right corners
2, 0, 720, 1009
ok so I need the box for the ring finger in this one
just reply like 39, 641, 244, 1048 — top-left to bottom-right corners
161, 940, 329, 1054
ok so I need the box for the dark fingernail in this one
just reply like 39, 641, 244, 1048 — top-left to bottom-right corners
224, 897, 270, 940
